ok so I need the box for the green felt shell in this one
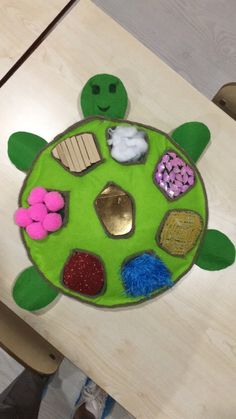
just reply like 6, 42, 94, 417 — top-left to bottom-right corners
18, 117, 208, 308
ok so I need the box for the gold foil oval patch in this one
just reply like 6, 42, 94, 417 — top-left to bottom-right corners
95, 183, 134, 237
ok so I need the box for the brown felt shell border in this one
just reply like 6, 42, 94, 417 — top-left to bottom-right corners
156, 209, 204, 258
152, 149, 196, 202
51, 131, 104, 177
105, 126, 149, 165
17, 115, 209, 309
60, 248, 107, 298
93, 181, 136, 239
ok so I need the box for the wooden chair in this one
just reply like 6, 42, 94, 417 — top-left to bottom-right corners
212, 82, 236, 120
0, 302, 63, 375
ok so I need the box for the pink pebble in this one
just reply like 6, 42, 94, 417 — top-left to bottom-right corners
14, 208, 32, 228
172, 184, 179, 192
28, 187, 47, 205
157, 163, 165, 172
160, 181, 165, 189
176, 173, 183, 182
163, 171, 170, 182
188, 176, 194, 186
182, 173, 189, 184
169, 172, 176, 182
44, 191, 65, 212
28, 203, 48, 222
186, 166, 193, 175
174, 189, 181, 197
168, 189, 175, 198
162, 154, 170, 163
174, 180, 183, 188
171, 158, 178, 167
175, 157, 183, 166
173, 167, 180, 174
26, 222, 48, 240
168, 152, 177, 158
181, 184, 189, 192
166, 162, 172, 171
43, 213, 62, 232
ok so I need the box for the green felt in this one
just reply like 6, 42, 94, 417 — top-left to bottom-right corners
196, 229, 235, 270
13, 266, 59, 311
8, 132, 47, 172
81, 74, 128, 119
171, 122, 210, 163
19, 117, 207, 307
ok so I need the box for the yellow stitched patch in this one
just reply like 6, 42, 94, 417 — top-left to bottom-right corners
158, 210, 203, 256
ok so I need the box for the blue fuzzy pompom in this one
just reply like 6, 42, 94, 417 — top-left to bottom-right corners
121, 253, 173, 297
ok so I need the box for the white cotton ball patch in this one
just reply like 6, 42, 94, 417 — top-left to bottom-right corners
108, 126, 148, 163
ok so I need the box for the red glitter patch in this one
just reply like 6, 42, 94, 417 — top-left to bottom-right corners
63, 251, 105, 296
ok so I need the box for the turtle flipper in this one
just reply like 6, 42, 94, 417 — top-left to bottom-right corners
196, 229, 235, 270
171, 122, 210, 163
8, 132, 47, 172
13, 266, 59, 311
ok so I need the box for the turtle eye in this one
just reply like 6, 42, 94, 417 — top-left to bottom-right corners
109, 83, 116, 93
91, 84, 100, 95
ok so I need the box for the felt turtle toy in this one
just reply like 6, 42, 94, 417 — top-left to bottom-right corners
8, 73, 235, 311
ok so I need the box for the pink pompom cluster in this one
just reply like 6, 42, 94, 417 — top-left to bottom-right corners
14, 187, 65, 240
155, 151, 195, 199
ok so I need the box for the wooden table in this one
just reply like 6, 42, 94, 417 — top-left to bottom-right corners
0, 0, 67, 79
0, 1, 235, 418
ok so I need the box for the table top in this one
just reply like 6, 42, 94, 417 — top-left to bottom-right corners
0, 0, 67, 79
0, 1, 235, 418
94, 0, 236, 100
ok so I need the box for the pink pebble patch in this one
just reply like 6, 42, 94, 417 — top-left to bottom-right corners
28, 203, 48, 222
14, 208, 32, 228
43, 213, 62, 232
44, 191, 65, 212
155, 151, 195, 199
26, 222, 48, 240
28, 186, 47, 205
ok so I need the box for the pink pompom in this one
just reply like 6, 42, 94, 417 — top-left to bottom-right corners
26, 222, 48, 240
43, 213, 62, 232
28, 203, 48, 222
14, 208, 32, 228
44, 191, 64, 212
28, 187, 47, 205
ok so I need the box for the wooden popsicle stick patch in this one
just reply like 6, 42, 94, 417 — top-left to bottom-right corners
76, 136, 91, 167
81, 133, 101, 163
70, 136, 84, 172
52, 133, 102, 174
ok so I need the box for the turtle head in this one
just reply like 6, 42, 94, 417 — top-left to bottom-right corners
80, 73, 128, 119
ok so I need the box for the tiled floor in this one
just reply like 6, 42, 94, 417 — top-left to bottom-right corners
0, 349, 132, 418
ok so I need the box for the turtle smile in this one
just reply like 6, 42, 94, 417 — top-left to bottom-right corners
97, 105, 110, 112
